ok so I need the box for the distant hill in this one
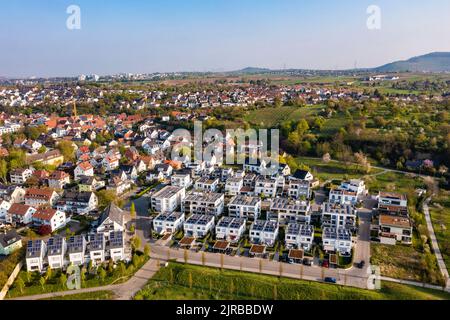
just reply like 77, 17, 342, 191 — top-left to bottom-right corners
374, 52, 450, 72
230, 67, 272, 74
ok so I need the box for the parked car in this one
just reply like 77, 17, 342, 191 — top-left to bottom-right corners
322, 260, 329, 268
324, 277, 337, 284
303, 258, 312, 266
357, 260, 365, 269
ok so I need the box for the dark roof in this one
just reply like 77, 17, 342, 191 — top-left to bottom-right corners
293, 170, 310, 180
98, 203, 124, 226
0, 230, 22, 248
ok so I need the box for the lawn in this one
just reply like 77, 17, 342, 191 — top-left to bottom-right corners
370, 243, 444, 285
6, 252, 148, 298
41, 290, 115, 300
134, 262, 450, 300
429, 190, 450, 273
244, 105, 322, 128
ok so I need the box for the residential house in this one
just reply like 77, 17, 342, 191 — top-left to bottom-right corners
46, 236, 66, 269
67, 235, 87, 266
26, 239, 47, 272
6, 203, 36, 225
182, 191, 224, 216
88, 233, 106, 265
227, 195, 261, 220
215, 217, 246, 243
225, 177, 244, 195
102, 155, 119, 172
0, 200, 11, 221
96, 204, 125, 239
379, 214, 412, 245
322, 227, 353, 255
329, 189, 358, 205
0, 230, 22, 256
57, 191, 98, 215
74, 161, 94, 180
194, 177, 219, 192
269, 198, 312, 224
150, 186, 186, 213
10, 168, 34, 184
183, 214, 215, 238
285, 223, 314, 251
48, 170, 70, 190
78, 176, 105, 192
171, 173, 192, 189
321, 202, 356, 230
32, 208, 67, 232
153, 212, 185, 235
254, 175, 278, 197
288, 180, 311, 199
107, 231, 126, 262
24, 188, 59, 207
249, 220, 279, 247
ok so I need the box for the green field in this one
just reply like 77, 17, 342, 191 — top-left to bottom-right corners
41, 290, 115, 300
429, 190, 450, 273
134, 262, 450, 300
244, 105, 322, 128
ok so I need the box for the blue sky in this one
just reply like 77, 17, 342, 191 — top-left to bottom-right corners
1, 0, 450, 77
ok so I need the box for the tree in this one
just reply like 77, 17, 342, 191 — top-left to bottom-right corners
57, 140, 75, 162
59, 273, 67, 288
354, 152, 371, 174
45, 268, 52, 281
96, 190, 117, 210
16, 277, 25, 294
0, 159, 7, 183
119, 262, 126, 277
144, 244, 150, 257
98, 267, 107, 283
130, 202, 136, 219
131, 236, 142, 252
39, 276, 46, 291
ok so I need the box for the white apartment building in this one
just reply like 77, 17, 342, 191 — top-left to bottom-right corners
10, 168, 34, 184
329, 189, 358, 205
153, 211, 185, 235
227, 195, 261, 220
378, 192, 408, 207
322, 227, 353, 255
194, 177, 219, 192
88, 233, 106, 265
107, 231, 126, 262
269, 198, 312, 224
150, 186, 186, 213
46, 236, 66, 269
321, 202, 356, 229
171, 173, 192, 188
225, 177, 244, 195
215, 217, 246, 243
285, 223, 314, 251
288, 180, 311, 199
32, 208, 67, 232
26, 239, 47, 272
182, 191, 224, 216
254, 176, 278, 197
67, 235, 87, 266
183, 214, 215, 238
249, 220, 279, 247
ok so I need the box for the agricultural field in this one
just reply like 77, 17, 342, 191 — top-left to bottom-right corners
134, 262, 450, 300
244, 105, 323, 128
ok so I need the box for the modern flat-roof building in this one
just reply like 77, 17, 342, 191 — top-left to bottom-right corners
227, 195, 261, 220
153, 211, 185, 235
150, 185, 186, 213
107, 231, 125, 262
47, 236, 66, 269
379, 214, 412, 245
215, 217, 246, 243
288, 180, 311, 199
285, 223, 314, 251
171, 173, 192, 188
194, 177, 219, 192
269, 198, 312, 225
378, 192, 407, 208
182, 191, 224, 216
254, 176, 278, 197
88, 233, 106, 265
183, 214, 215, 238
67, 235, 87, 266
321, 202, 356, 230
322, 227, 353, 255
26, 239, 47, 272
249, 220, 279, 247
225, 177, 244, 196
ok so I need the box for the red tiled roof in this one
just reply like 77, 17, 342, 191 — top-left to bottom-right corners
32, 208, 57, 221
8, 203, 33, 216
